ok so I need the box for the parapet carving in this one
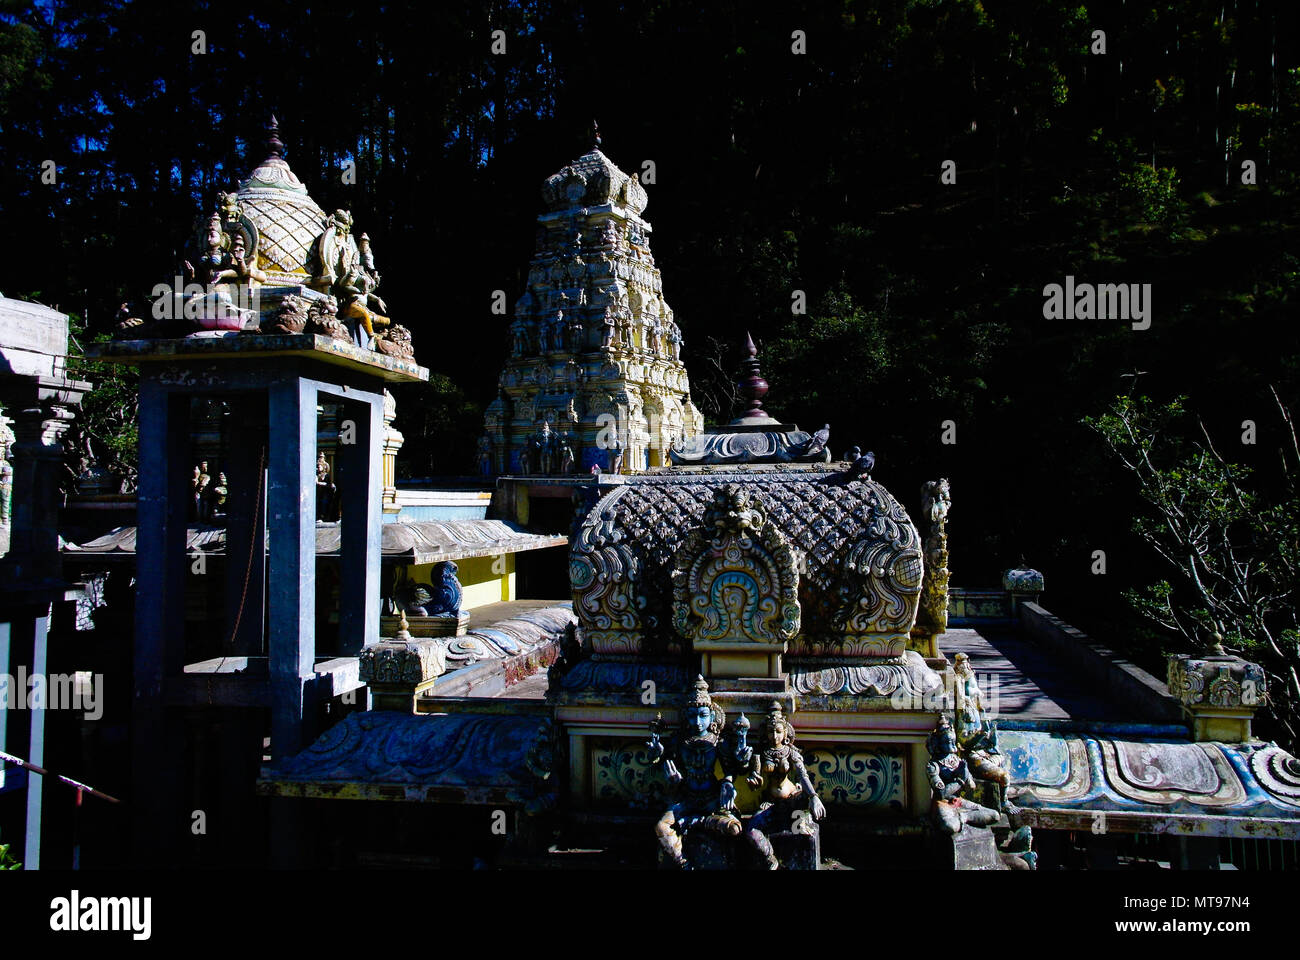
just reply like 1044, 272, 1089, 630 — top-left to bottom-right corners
671, 485, 800, 649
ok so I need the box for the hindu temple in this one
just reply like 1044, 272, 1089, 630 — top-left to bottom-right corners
4, 120, 1299, 873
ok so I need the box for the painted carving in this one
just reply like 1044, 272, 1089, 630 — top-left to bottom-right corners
926, 715, 1000, 835
671, 484, 801, 648
646, 677, 749, 869
918, 478, 951, 635
742, 703, 826, 869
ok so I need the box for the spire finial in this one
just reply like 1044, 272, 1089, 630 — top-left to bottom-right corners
263, 114, 285, 161
591, 119, 602, 150
736, 332, 770, 420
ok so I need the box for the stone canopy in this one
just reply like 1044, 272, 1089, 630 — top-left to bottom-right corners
567, 465, 936, 702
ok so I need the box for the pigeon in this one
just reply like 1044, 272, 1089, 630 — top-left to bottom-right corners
843, 450, 876, 481
802, 424, 830, 457
843, 445, 862, 462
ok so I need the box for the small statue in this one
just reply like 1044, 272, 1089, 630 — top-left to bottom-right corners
510, 317, 531, 357
477, 434, 493, 476
926, 715, 1000, 835
558, 433, 576, 474
264, 294, 310, 335
608, 443, 624, 474
425, 560, 463, 617
600, 307, 616, 349
210, 230, 267, 287
536, 421, 556, 475
315, 452, 336, 521
742, 703, 826, 869
194, 462, 212, 520
647, 677, 747, 869
204, 471, 228, 520
666, 321, 682, 360
952, 653, 1008, 802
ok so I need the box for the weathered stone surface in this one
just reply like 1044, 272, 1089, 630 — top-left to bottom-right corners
568, 470, 925, 662
485, 134, 703, 474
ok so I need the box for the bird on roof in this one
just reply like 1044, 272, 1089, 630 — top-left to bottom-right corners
801, 424, 830, 458
843, 450, 876, 481
843, 445, 862, 462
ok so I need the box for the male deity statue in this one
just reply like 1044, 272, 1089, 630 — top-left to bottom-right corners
952, 653, 1009, 803
646, 677, 750, 869
742, 703, 826, 869
926, 715, 1000, 835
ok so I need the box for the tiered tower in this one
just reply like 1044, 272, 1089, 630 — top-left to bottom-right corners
485, 127, 703, 473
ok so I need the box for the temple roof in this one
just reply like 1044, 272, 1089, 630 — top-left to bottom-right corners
66, 519, 566, 565
234, 116, 328, 283
539, 134, 648, 216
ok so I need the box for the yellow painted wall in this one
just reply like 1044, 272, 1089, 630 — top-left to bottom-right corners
408, 552, 514, 611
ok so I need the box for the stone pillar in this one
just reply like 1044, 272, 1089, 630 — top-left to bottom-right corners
0, 380, 88, 586
1002, 566, 1044, 620
1167, 646, 1266, 743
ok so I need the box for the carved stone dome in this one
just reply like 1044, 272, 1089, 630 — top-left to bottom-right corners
569, 469, 924, 662
540, 146, 648, 216
235, 118, 327, 284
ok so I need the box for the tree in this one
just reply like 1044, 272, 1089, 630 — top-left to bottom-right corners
1085, 391, 1300, 750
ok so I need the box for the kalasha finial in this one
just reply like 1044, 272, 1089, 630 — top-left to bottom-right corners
591, 119, 602, 150
737, 331, 770, 420
263, 115, 285, 160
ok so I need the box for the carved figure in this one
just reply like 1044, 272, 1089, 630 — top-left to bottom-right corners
952, 653, 1009, 802
477, 434, 493, 476
742, 703, 826, 869
194, 462, 212, 520
919, 478, 952, 634
315, 452, 336, 521
926, 715, 1000, 835
204, 472, 228, 519
510, 317, 531, 357
264, 294, 310, 335
600, 307, 616, 349
646, 677, 748, 869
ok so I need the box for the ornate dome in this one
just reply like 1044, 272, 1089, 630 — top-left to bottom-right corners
235, 117, 327, 284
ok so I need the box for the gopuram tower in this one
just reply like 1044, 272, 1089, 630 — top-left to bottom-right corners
485, 127, 704, 474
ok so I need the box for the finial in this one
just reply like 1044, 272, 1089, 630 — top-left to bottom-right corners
263, 115, 285, 160
736, 332, 770, 420
591, 119, 602, 150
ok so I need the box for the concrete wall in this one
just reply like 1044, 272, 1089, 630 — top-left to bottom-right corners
1019, 602, 1182, 723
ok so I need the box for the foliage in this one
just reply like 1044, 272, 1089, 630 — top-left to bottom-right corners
1085, 393, 1300, 750
0, 830, 21, 870
65, 312, 139, 494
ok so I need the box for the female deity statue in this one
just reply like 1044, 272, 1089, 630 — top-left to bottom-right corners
646, 676, 749, 869
742, 703, 826, 869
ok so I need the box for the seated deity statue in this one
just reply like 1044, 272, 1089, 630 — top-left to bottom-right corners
647, 677, 750, 869
926, 715, 1000, 835
742, 703, 826, 869
209, 231, 268, 288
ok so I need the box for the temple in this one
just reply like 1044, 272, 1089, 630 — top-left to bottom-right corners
3, 121, 1298, 873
